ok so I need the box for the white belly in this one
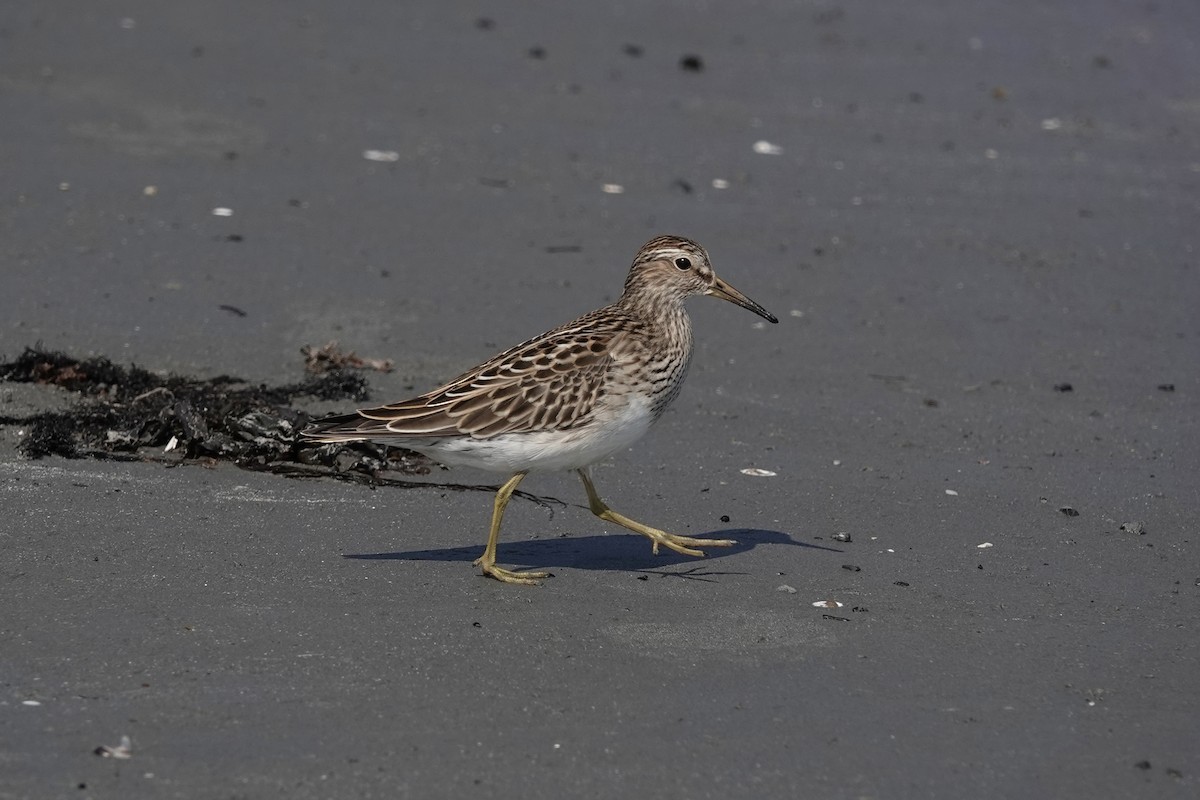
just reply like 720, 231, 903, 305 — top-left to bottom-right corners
411, 395, 656, 474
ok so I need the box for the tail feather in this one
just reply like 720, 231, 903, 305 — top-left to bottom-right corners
301, 412, 384, 443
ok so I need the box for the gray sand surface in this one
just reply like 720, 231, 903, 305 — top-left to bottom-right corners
2, 2, 1197, 798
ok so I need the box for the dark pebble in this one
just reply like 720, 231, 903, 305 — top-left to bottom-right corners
1060, 506, 1080, 517
1054, 383, 1074, 392
841, 564, 861, 572
680, 54, 704, 72
719, 514, 730, 523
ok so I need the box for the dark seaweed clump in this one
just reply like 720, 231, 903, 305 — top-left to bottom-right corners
0, 347, 432, 482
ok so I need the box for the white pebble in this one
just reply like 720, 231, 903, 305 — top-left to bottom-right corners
752, 140, 784, 155
362, 149, 400, 162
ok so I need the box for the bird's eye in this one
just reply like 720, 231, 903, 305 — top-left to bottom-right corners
674, 257, 692, 270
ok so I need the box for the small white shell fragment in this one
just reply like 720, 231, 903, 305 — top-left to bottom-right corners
945, 489, 959, 496
776, 584, 797, 594
752, 140, 784, 155
211, 207, 233, 217
362, 149, 400, 162
832, 459, 841, 466
984, 148, 999, 159
1041, 118, 1063, 131
789, 309, 804, 317
143, 185, 158, 196
58, 182, 71, 191
96, 735, 133, 759
22, 700, 41, 706
164, 435, 179, 453
601, 183, 624, 194
740, 468, 776, 477
711, 178, 730, 189
977, 542, 994, 548
812, 600, 843, 609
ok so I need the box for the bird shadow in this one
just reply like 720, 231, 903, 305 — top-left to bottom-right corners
343, 528, 841, 576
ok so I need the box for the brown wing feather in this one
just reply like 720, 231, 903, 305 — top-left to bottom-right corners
344, 307, 632, 439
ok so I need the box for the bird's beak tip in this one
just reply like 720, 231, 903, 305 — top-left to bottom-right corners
707, 279, 778, 324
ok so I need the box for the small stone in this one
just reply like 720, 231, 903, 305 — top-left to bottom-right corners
841, 564, 861, 572
776, 584, 797, 594
1060, 506, 1080, 517
1119, 522, 1146, 535
831, 532, 851, 543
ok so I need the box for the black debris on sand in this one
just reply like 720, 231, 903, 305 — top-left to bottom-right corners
0, 347, 432, 486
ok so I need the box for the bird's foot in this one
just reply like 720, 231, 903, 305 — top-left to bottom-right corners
473, 555, 551, 586
644, 531, 737, 557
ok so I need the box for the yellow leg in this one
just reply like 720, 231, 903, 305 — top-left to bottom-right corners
576, 468, 736, 557
472, 472, 550, 585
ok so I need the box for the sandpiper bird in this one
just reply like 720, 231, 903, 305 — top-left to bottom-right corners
302, 235, 778, 584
